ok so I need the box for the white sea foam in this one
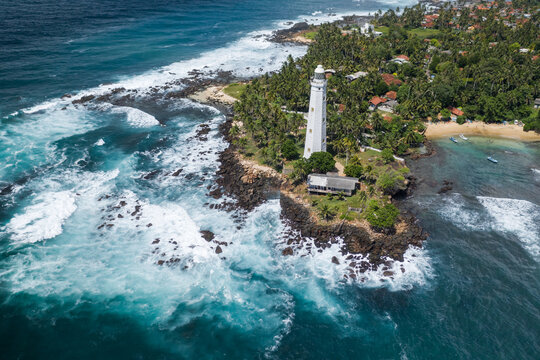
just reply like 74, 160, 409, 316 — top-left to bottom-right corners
95, 138, 105, 146
477, 196, 540, 259
112, 106, 160, 127
282, 232, 433, 292
5, 191, 77, 244
360, 246, 433, 291
532, 168, 540, 181
434, 193, 488, 231
21, 100, 58, 115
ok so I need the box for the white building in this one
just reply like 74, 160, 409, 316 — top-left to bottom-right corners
360, 23, 382, 37
303, 65, 327, 159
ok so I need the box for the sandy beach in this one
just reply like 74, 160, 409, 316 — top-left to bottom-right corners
425, 121, 540, 142
188, 85, 237, 106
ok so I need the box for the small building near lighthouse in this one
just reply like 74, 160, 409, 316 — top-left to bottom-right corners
304, 65, 327, 159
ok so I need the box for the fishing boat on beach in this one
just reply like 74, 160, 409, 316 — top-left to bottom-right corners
450, 137, 458, 143
459, 134, 468, 141
487, 156, 498, 163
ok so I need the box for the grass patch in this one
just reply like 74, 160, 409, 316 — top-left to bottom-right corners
407, 28, 441, 39
374, 26, 389, 35
223, 83, 247, 99
303, 31, 317, 40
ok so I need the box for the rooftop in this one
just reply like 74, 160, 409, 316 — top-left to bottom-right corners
308, 173, 359, 191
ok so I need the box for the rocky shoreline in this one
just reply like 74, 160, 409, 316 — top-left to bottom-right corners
54, 15, 430, 272
210, 115, 427, 270
269, 15, 373, 44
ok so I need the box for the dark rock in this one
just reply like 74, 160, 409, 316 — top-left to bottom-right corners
142, 170, 160, 180
200, 230, 215, 242
282, 247, 294, 256
171, 169, 183, 176
215, 245, 223, 254
131, 205, 141, 216
72, 94, 95, 104
438, 180, 453, 194
331, 256, 340, 265
152, 238, 160, 244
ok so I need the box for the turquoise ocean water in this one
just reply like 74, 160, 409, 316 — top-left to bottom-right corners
1, 1, 539, 358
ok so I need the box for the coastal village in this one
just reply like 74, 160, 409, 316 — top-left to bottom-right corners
195, 0, 540, 264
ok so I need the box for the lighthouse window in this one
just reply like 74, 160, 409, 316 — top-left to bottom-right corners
311, 107, 314, 112
309, 129, 312, 133
308, 148, 311, 152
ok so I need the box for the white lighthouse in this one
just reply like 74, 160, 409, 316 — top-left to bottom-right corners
303, 64, 327, 159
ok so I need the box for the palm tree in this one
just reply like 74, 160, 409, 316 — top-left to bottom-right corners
318, 204, 337, 221
403, 131, 419, 146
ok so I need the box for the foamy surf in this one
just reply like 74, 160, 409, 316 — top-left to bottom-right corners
281, 233, 433, 292
478, 196, 540, 259
5, 191, 77, 244
112, 106, 160, 127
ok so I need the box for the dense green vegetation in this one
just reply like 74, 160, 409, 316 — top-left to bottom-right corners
231, 1, 539, 230
373, 2, 539, 130
364, 200, 400, 229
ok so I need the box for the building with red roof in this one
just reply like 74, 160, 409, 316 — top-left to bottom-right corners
369, 96, 387, 106
381, 73, 402, 86
396, 55, 410, 61
385, 91, 397, 100
369, 96, 387, 111
449, 107, 464, 116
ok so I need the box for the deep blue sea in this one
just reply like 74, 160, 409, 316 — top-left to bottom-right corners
1, 1, 539, 359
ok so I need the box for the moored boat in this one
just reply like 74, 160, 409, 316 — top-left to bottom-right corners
459, 134, 468, 141
450, 137, 458, 143
487, 156, 498, 163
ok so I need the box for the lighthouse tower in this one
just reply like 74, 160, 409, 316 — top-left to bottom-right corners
303, 64, 327, 159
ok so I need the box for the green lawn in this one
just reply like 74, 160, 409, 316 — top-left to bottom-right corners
303, 31, 317, 40
309, 192, 367, 221
407, 28, 441, 39
223, 83, 247, 99
374, 26, 389, 35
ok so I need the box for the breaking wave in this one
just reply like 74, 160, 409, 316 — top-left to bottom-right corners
477, 196, 540, 259
112, 106, 160, 127
5, 191, 77, 244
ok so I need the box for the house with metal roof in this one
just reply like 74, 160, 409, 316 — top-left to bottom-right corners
307, 173, 359, 196
346, 71, 368, 82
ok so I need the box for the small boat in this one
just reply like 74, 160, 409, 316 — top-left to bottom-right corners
450, 137, 458, 143
459, 134, 468, 141
487, 156, 498, 163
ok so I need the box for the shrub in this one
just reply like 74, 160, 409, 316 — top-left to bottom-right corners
281, 139, 299, 160
344, 164, 363, 178
377, 171, 406, 195
381, 148, 394, 164
365, 200, 400, 229
289, 158, 311, 184
376, 172, 398, 193
440, 108, 451, 120
457, 115, 466, 124
308, 152, 335, 173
